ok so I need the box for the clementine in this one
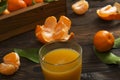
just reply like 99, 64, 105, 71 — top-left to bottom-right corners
24, 0, 43, 6
7, 0, 27, 12
93, 30, 115, 52
35, 16, 74, 43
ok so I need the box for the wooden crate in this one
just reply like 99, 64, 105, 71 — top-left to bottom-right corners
0, 0, 66, 41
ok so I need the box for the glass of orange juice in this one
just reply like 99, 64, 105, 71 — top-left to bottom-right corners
39, 41, 82, 80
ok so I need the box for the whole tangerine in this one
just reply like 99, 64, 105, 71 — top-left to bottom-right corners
7, 0, 27, 12
93, 30, 115, 52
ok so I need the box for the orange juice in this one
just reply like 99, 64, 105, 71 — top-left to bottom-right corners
41, 48, 82, 80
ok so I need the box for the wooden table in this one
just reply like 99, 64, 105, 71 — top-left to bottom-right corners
0, 0, 120, 80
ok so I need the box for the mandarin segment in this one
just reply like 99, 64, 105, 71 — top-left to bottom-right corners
35, 25, 53, 43
35, 25, 48, 43
53, 22, 68, 40
53, 21, 74, 41
114, 2, 120, 13
3, 52, 20, 67
42, 31, 53, 42
44, 16, 57, 32
58, 16, 71, 29
0, 63, 17, 75
0, 52, 20, 75
35, 16, 74, 43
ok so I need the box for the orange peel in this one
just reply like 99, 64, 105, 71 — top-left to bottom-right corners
0, 52, 20, 75
35, 16, 74, 43
97, 2, 120, 20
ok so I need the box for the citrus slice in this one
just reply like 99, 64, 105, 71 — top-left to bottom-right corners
97, 2, 120, 20
35, 16, 74, 43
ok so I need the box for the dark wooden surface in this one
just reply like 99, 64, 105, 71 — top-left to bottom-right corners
0, 0, 120, 80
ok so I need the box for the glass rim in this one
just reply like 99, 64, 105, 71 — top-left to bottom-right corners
39, 41, 82, 66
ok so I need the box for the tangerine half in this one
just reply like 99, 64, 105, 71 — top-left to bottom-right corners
72, 0, 89, 15
97, 2, 120, 20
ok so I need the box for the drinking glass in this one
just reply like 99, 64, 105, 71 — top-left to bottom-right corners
39, 41, 82, 80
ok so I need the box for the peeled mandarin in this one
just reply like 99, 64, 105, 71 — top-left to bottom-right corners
35, 16, 74, 43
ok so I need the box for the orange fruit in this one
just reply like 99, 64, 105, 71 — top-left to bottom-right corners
97, 2, 120, 20
7, 0, 27, 12
0, 52, 20, 75
72, 0, 89, 15
93, 30, 115, 52
35, 16, 74, 43
24, 0, 43, 6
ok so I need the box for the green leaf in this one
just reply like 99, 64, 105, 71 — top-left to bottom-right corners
0, 0, 7, 14
32, 0, 36, 5
93, 47, 120, 64
44, 0, 58, 3
14, 48, 40, 63
113, 37, 120, 48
